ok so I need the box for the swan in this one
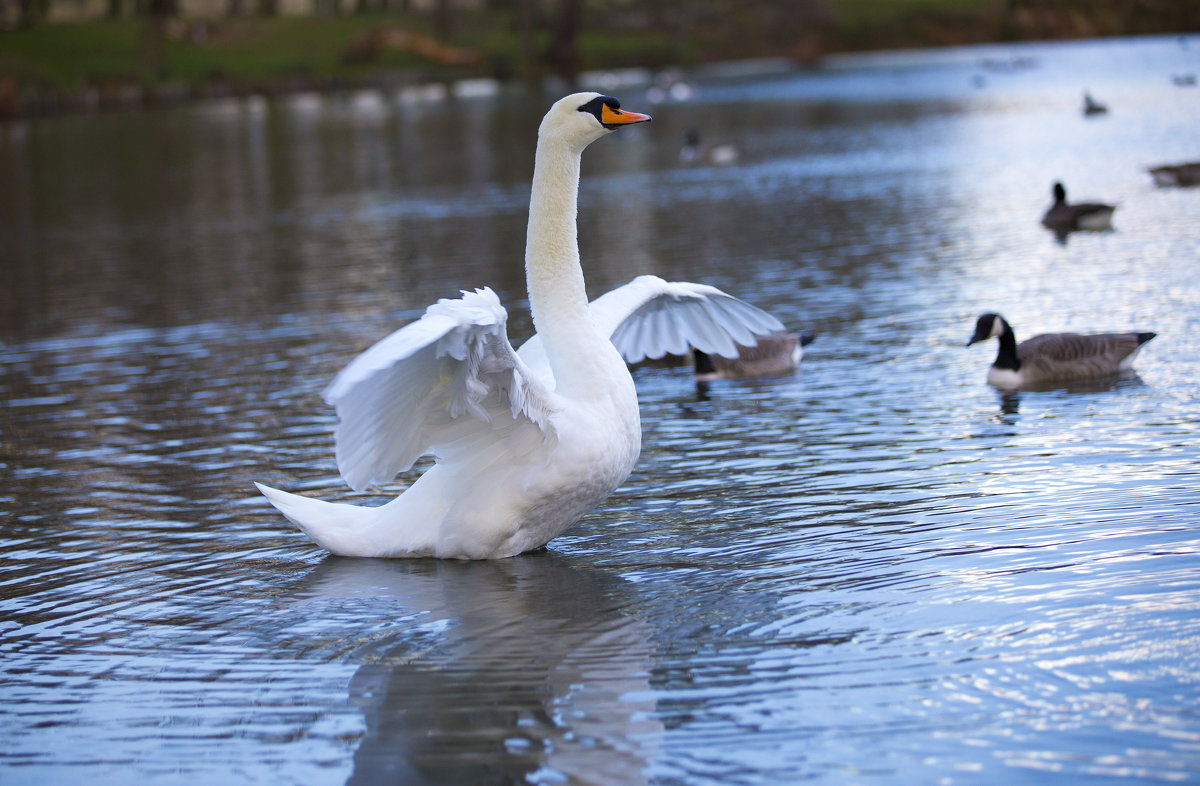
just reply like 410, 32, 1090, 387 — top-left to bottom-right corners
693, 331, 814, 381
966, 312, 1156, 389
1041, 181, 1115, 234
255, 93, 785, 559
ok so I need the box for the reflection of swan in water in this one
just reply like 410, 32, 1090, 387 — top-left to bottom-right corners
296, 554, 660, 785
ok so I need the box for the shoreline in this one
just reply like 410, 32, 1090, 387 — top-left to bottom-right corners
2, 19, 1196, 122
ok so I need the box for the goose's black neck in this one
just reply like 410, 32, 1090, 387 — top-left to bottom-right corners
993, 326, 1020, 371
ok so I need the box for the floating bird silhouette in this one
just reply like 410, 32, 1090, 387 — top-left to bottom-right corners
1041, 181, 1115, 235
255, 93, 785, 559
679, 130, 739, 166
693, 331, 814, 381
1148, 161, 1200, 187
966, 313, 1155, 389
1082, 91, 1108, 116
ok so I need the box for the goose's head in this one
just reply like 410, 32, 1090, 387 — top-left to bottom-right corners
967, 312, 1010, 346
1052, 181, 1067, 203
540, 93, 652, 150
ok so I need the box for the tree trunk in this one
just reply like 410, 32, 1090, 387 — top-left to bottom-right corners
142, 0, 175, 77
435, 0, 452, 41
547, 0, 583, 85
18, 0, 48, 29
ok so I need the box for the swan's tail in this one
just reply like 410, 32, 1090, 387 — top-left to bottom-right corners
255, 482, 378, 556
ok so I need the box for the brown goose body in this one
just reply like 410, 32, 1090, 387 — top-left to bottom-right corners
968, 313, 1155, 388
1148, 162, 1200, 187
1041, 181, 1115, 233
693, 331, 813, 381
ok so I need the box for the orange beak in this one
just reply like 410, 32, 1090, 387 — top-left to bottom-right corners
601, 104, 652, 126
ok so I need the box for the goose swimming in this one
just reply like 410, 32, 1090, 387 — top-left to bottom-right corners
255, 93, 785, 559
1082, 91, 1108, 116
1148, 161, 1200, 187
693, 331, 814, 381
679, 129, 739, 166
1041, 181, 1115, 235
966, 312, 1156, 389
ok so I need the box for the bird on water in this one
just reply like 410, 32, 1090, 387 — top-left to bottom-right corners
1040, 181, 1115, 236
966, 312, 1156, 389
256, 93, 786, 559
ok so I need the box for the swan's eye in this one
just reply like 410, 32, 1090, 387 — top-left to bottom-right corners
578, 95, 651, 129
577, 95, 617, 124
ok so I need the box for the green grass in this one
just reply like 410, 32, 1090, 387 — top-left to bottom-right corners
0, 1, 1192, 104
0, 19, 145, 88
0, 14, 459, 92
829, 0, 1005, 49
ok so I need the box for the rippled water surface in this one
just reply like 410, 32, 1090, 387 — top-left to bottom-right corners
3, 36, 1200, 784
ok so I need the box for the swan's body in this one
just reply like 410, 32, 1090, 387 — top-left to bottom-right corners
256, 93, 784, 559
693, 331, 814, 381
967, 312, 1155, 389
1149, 162, 1200, 187
1041, 181, 1115, 234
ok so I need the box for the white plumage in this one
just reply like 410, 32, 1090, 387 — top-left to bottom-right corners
255, 93, 784, 560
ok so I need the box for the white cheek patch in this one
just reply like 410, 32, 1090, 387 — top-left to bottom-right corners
989, 318, 1006, 339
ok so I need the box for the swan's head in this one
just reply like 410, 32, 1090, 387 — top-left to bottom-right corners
967, 313, 1010, 346
540, 93, 651, 149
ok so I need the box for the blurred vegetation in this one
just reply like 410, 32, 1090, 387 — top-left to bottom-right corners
0, 0, 1196, 117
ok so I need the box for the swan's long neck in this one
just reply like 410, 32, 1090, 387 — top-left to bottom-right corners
525, 134, 614, 394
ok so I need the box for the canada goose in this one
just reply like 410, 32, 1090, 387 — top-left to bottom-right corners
647, 70, 694, 104
255, 93, 785, 559
1083, 91, 1108, 116
679, 130, 739, 166
693, 331, 814, 381
1148, 162, 1200, 187
966, 312, 1156, 388
1041, 182, 1115, 234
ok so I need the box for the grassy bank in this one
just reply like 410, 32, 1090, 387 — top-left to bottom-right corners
0, 0, 1195, 117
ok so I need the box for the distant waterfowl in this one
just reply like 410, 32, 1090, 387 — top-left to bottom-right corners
967, 313, 1156, 388
1172, 73, 1197, 87
1041, 182, 1115, 234
693, 331, 813, 381
254, 93, 786, 560
1082, 91, 1108, 115
647, 70, 694, 104
1148, 162, 1200, 187
679, 130, 739, 166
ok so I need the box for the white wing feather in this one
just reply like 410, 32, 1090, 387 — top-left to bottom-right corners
327, 278, 779, 492
518, 275, 784, 375
324, 288, 558, 492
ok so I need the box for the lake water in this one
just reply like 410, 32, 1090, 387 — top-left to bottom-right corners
3, 35, 1200, 784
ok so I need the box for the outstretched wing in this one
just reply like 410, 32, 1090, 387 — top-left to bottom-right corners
324, 288, 558, 492
517, 275, 785, 377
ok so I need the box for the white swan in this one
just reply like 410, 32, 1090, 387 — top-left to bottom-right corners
255, 93, 784, 559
